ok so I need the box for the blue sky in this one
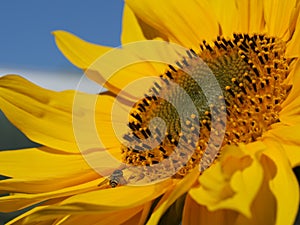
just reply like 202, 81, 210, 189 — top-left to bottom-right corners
0, 1, 124, 150
0, 0, 124, 71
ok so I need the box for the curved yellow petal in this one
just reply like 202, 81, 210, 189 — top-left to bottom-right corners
146, 167, 199, 225
0, 176, 107, 212
280, 101, 300, 125
260, 140, 299, 225
263, 0, 297, 39
53, 31, 134, 95
0, 147, 98, 195
4, 206, 63, 225
53, 30, 133, 94
86, 64, 157, 99
187, 140, 298, 225
73, 90, 122, 152
22, 180, 172, 222
125, 0, 219, 49
7, 205, 147, 225
182, 195, 238, 225
46, 206, 144, 225
0, 146, 124, 195
54, 30, 166, 96
53, 30, 112, 69
52, 201, 151, 225
265, 124, 300, 144
122, 4, 168, 44
121, 4, 147, 44
0, 75, 122, 153
86, 38, 204, 101
233, 153, 277, 225
184, 185, 275, 225
53, 30, 158, 96
189, 143, 265, 218
280, 144, 300, 168
0, 75, 78, 153
262, 124, 300, 167
120, 201, 152, 225
121, 4, 168, 79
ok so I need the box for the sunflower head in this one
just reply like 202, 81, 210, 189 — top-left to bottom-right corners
92, 33, 291, 186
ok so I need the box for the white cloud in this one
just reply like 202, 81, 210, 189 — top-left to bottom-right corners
0, 67, 104, 94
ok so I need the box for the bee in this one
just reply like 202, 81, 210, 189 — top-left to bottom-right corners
108, 169, 124, 187
97, 169, 126, 188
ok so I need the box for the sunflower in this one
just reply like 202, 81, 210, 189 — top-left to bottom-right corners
1, 0, 300, 224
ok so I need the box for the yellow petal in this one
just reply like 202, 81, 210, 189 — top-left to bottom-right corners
186, 140, 298, 225
86, 38, 204, 101
208, 0, 238, 37
53, 30, 166, 96
262, 124, 300, 167
121, 4, 147, 44
286, 3, 300, 57
0, 147, 98, 195
263, 0, 297, 39
8, 205, 147, 225
264, 124, 298, 143
280, 97, 300, 125
120, 201, 152, 225
121, 4, 168, 44
210, 0, 264, 36
47, 206, 144, 225
125, 0, 219, 49
53, 30, 133, 94
55, 30, 196, 98
53, 30, 111, 69
182, 195, 238, 225
4, 206, 63, 225
22, 179, 172, 222
0, 75, 78, 153
0, 145, 124, 192
199, 149, 276, 225
233, 153, 277, 225
146, 167, 199, 225
260, 141, 299, 225
189, 143, 265, 218
121, 4, 168, 77
52, 201, 152, 225
79, 46, 168, 98
73, 89, 121, 151
280, 60, 300, 125
0, 176, 109, 212
281, 59, 300, 102
87, 63, 156, 99
280, 144, 300, 168
0, 75, 122, 153
236, 0, 265, 34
